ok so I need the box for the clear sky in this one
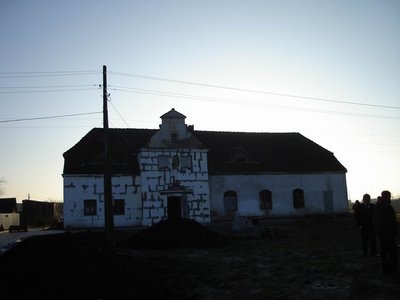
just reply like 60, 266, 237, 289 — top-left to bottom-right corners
1, 0, 399, 202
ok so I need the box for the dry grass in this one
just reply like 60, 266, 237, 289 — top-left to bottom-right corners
0, 215, 399, 300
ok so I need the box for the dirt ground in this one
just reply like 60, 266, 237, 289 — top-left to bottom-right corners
0, 215, 399, 300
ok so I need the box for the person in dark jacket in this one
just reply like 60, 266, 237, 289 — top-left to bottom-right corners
353, 200, 361, 225
373, 190, 398, 274
357, 194, 377, 256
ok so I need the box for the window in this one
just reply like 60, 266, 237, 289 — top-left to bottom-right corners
181, 155, 192, 169
172, 155, 180, 169
224, 191, 238, 212
84, 199, 97, 216
236, 157, 246, 163
293, 189, 305, 209
158, 156, 169, 169
114, 199, 125, 215
171, 133, 178, 143
259, 190, 272, 210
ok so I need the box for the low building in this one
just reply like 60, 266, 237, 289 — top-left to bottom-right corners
63, 108, 348, 228
21, 200, 63, 227
0, 198, 17, 214
0, 198, 19, 229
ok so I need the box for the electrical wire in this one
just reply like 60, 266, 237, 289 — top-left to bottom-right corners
108, 71, 400, 110
0, 125, 98, 129
2, 68, 398, 110
0, 70, 100, 78
0, 112, 102, 123
0, 87, 99, 94
109, 85, 400, 120
107, 95, 130, 127
0, 84, 99, 89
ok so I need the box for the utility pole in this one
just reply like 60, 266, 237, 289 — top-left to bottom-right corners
103, 65, 114, 249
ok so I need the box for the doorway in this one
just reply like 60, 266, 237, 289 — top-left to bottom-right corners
167, 196, 182, 220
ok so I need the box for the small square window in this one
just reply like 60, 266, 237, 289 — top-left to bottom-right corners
181, 155, 192, 169
171, 134, 178, 143
158, 156, 169, 169
84, 199, 97, 216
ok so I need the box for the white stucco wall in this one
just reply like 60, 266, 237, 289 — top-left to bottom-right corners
63, 175, 142, 228
209, 173, 348, 219
0, 212, 20, 229
139, 149, 211, 226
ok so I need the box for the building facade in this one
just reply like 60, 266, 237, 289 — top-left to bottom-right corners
63, 109, 348, 228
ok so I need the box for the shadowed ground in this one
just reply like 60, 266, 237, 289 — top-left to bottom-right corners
0, 216, 399, 300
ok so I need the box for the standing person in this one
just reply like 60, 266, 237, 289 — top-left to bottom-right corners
374, 190, 398, 274
353, 200, 361, 225
357, 194, 377, 256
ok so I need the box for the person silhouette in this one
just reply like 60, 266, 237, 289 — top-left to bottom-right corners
357, 194, 377, 256
353, 200, 361, 225
373, 190, 398, 274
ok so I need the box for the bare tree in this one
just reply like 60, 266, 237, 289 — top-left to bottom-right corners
0, 177, 6, 196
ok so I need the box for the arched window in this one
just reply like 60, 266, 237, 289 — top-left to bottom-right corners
259, 190, 272, 210
224, 191, 237, 212
293, 189, 305, 209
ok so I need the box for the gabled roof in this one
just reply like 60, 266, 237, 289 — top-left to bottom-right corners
194, 131, 346, 174
63, 128, 346, 175
63, 128, 156, 175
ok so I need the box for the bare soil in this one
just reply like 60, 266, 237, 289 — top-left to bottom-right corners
0, 215, 399, 300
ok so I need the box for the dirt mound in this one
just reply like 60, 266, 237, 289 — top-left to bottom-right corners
119, 219, 227, 249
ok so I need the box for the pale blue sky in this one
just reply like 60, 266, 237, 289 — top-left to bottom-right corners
1, 0, 399, 202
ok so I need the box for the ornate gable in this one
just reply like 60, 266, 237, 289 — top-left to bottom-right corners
226, 146, 258, 164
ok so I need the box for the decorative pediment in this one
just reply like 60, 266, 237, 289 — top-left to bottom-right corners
226, 146, 258, 164
159, 180, 193, 195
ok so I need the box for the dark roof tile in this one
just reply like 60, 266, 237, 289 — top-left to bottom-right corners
63, 128, 346, 175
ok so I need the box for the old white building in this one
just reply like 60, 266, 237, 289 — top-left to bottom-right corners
63, 109, 348, 228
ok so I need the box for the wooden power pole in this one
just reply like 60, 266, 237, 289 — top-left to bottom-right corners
103, 65, 114, 249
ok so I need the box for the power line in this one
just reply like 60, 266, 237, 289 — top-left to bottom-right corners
0, 84, 98, 89
0, 87, 99, 94
0, 70, 99, 74
107, 95, 130, 127
0, 125, 97, 129
109, 71, 400, 110
0, 70, 100, 78
108, 85, 234, 103
0, 112, 102, 123
109, 85, 400, 120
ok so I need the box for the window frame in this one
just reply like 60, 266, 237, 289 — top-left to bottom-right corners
171, 133, 178, 143
158, 155, 170, 170
224, 191, 238, 213
293, 188, 305, 209
180, 155, 192, 169
172, 154, 180, 169
113, 199, 125, 215
84, 199, 97, 216
259, 189, 272, 210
